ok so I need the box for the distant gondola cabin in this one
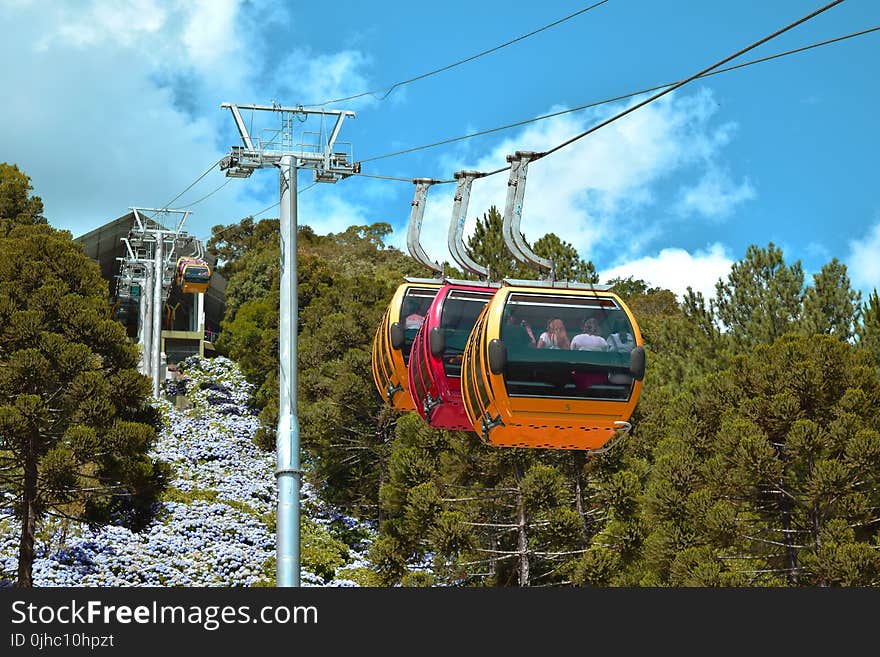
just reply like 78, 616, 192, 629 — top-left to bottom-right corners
175, 257, 212, 294
371, 279, 442, 411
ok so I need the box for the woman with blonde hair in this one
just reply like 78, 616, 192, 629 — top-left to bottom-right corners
537, 317, 570, 350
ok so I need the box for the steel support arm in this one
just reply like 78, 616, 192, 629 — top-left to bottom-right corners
406, 178, 443, 274
502, 151, 554, 279
447, 171, 489, 279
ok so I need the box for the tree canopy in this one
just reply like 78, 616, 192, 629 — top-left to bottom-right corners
0, 164, 167, 587
210, 209, 879, 587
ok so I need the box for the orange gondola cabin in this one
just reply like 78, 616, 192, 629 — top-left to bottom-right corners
461, 280, 645, 451
175, 256, 212, 294
371, 278, 442, 411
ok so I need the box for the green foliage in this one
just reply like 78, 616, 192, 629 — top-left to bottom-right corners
856, 289, 880, 364
301, 517, 350, 582
0, 163, 47, 234
532, 233, 598, 283
624, 333, 880, 586
0, 165, 165, 586
713, 243, 804, 349
463, 206, 598, 283
799, 258, 861, 340
466, 206, 525, 280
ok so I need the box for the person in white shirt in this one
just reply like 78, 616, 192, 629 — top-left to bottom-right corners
570, 317, 609, 351
404, 300, 425, 330
607, 317, 636, 352
537, 317, 571, 350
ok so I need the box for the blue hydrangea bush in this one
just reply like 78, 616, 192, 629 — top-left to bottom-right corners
1, 356, 373, 587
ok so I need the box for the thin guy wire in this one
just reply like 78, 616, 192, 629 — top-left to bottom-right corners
178, 179, 232, 209
209, 180, 320, 245
357, 21, 876, 166
302, 0, 610, 107
237, 181, 317, 221
154, 158, 224, 214
538, 0, 846, 159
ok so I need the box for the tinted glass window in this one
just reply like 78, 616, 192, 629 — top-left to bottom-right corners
399, 287, 438, 365
438, 289, 493, 377
184, 267, 211, 283
499, 293, 636, 401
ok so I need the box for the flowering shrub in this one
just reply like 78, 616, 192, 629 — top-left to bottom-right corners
0, 356, 374, 587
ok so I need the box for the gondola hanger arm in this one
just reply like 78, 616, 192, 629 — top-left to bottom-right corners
406, 178, 444, 275
501, 151, 555, 280
447, 170, 490, 280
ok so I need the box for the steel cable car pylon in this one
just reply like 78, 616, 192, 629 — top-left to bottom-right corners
371, 179, 444, 411
460, 151, 646, 451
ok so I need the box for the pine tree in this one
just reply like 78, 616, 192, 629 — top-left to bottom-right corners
856, 289, 880, 364
713, 243, 804, 349
532, 233, 598, 283
466, 206, 526, 280
799, 258, 861, 340
0, 195, 167, 585
0, 163, 46, 233
630, 334, 880, 586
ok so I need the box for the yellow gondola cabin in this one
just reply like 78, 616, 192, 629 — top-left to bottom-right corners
175, 257, 212, 294
461, 280, 645, 451
371, 278, 442, 411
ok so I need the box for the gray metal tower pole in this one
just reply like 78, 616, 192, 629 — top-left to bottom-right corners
220, 102, 355, 588
152, 234, 163, 397
141, 264, 153, 377
276, 154, 301, 587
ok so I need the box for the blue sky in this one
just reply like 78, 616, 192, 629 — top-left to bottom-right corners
2, 0, 878, 301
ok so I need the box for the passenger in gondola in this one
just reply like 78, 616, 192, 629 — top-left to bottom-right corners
404, 300, 425, 330
537, 317, 570, 350
570, 317, 609, 351
607, 317, 636, 352
503, 307, 536, 348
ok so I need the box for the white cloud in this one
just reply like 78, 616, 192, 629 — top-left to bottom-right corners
674, 167, 755, 219
181, 0, 240, 69
298, 186, 373, 235
287, 50, 374, 108
393, 88, 750, 269
0, 0, 374, 240
34, 0, 240, 74
847, 220, 880, 293
37, 0, 168, 51
599, 243, 734, 301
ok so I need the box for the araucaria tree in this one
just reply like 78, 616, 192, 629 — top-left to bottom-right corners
0, 164, 168, 586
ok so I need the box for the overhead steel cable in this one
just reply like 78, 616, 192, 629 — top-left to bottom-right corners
302, 0, 610, 107
211, 181, 320, 243
178, 179, 232, 209
222, 3, 856, 234
155, 157, 224, 214
536, 0, 846, 160
356, 19, 876, 167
